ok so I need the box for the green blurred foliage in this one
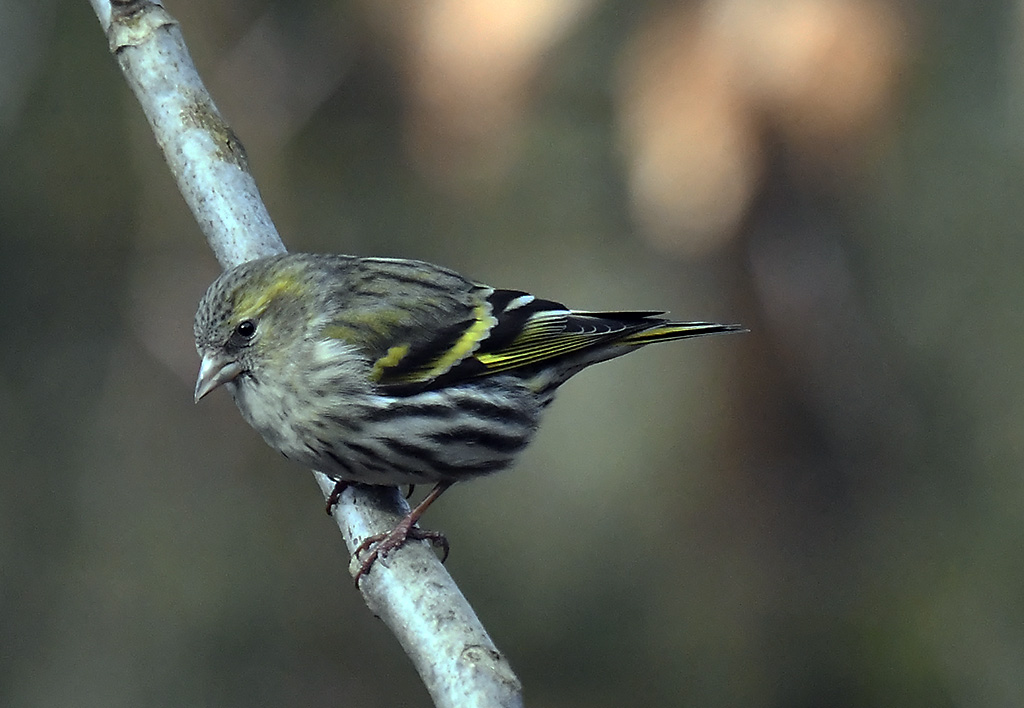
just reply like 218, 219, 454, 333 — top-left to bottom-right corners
3, 1, 1024, 707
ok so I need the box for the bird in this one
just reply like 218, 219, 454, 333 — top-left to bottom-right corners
193, 252, 743, 582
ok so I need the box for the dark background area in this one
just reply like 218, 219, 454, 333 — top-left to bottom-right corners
3, 1, 1021, 706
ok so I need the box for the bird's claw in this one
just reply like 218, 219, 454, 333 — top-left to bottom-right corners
325, 480, 349, 515
353, 524, 449, 586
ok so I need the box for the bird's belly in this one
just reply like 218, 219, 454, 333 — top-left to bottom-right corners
232, 375, 543, 486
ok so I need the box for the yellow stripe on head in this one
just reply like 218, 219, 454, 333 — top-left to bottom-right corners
233, 271, 309, 320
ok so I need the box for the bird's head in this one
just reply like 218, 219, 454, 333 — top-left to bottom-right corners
193, 255, 318, 402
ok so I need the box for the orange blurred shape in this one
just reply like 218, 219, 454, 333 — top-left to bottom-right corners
403, 0, 592, 190
617, 5, 759, 256
617, 0, 906, 256
718, 0, 905, 152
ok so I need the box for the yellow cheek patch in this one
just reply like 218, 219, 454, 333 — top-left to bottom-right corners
370, 343, 411, 382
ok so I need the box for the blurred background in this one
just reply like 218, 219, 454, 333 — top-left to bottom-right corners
1, 0, 1020, 706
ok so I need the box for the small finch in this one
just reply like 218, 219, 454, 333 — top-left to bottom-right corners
194, 253, 742, 580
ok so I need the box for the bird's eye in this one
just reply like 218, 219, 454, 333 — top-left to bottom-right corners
235, 319, 257, 339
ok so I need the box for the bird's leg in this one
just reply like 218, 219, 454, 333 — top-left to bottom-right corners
353, 481, 452, 585
325, 479, 349, 515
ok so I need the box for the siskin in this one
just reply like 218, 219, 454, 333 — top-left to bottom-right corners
193, 253, 742, 580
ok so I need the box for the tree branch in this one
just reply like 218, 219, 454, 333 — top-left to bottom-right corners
88, 2, 522, 705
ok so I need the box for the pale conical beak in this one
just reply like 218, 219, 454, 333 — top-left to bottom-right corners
194, 353, 243, 402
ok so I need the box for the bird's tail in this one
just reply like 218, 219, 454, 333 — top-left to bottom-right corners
619, 321, 746, 345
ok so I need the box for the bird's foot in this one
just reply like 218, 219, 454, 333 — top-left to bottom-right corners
353, 521, 449, 585
325, 479, 349, 515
